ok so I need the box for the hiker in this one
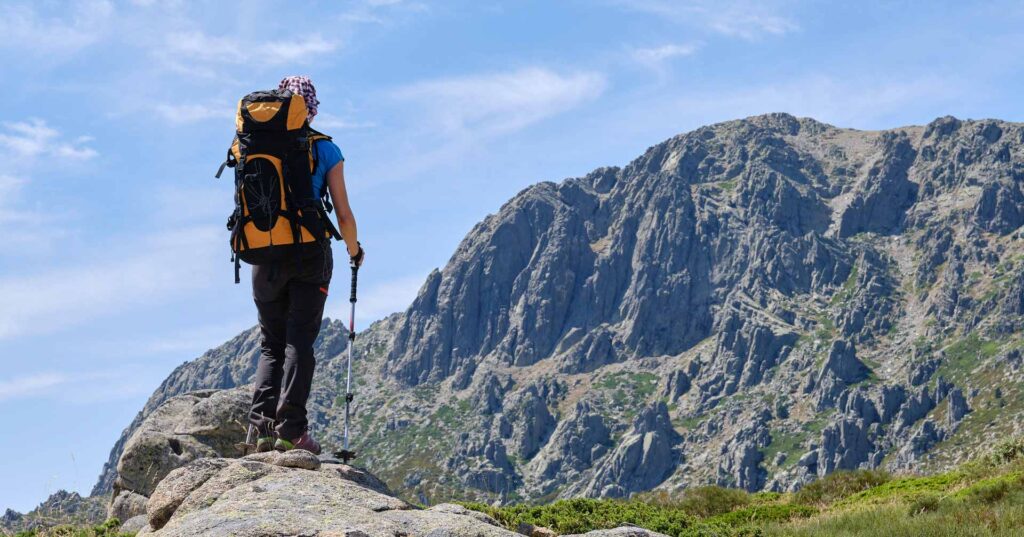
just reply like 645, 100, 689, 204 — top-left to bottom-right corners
243, 76, 365, 455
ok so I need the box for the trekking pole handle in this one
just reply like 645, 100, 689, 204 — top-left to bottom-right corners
350, 265, 358, 304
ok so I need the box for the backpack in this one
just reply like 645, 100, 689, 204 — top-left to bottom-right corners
215, 89, 342, 283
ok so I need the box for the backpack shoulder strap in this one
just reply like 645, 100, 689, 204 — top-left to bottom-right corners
308, 127, 332, 143
307, 128, 334, 177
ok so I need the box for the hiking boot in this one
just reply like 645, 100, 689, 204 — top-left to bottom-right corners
274, 432, 322, 455
255, 436, 276, 453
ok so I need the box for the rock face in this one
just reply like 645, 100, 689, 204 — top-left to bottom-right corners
94, 385, 250, 527
584, 403, 681, 497
93, 114, 1024, 504
114, 387, 249, 499
134, 452, 664, 537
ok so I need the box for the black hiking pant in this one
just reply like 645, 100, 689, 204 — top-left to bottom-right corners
249, 242, 333, 441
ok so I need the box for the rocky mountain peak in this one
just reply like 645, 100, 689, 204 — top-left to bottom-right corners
93, 113, 1024, 506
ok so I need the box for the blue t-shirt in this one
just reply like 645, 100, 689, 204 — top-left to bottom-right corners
312, 139, 344, 199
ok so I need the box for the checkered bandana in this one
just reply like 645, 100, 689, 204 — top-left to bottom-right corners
278, 75, 319, 121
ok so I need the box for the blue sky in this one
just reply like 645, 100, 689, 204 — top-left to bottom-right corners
0, 0, 1021, 512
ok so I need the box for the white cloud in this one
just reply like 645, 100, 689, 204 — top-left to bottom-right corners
0, 368, 157, 404
260, 36, 338, 64
162, 31, 340, 67
0, 226, 222, 340
156, 103, 233, 124
0, 373, 67, 402
631, 43, 700, 73
0, 0, 114, 55
393, 68, 607, 137
0, 121, 94, 255
340, 0, 429, 24
614, 0, 798, 40
0, 119, 98, 161
313, 114, 376, 130
634, 43, 699, 64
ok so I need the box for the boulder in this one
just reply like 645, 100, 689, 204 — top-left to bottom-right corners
108, 490, 148, 524
115, 386, 249, 498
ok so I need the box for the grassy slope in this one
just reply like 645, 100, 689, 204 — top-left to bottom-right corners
462, 437, 1024, 537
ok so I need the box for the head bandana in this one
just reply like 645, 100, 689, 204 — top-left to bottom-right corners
278, 75, 319, 121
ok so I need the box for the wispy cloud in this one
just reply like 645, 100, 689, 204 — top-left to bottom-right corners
0, 226, 222, 340
393, 67, 607, 137
0, 119, 98, 161
0, 0, 114, 56
340, 0, 429, 24
0, 373, 68, 402
631, 43, 700, 73
156, 103, 233, 124
313, 114, 377, 130
614, 0, 798, 40
162, 31, 339, 66
0, 120, 95, 252
0, 368, 157, 404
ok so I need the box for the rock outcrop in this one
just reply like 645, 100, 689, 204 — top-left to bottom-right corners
134, 451, 666, 537
114, 387, 249, 499
584, 403, 682, 497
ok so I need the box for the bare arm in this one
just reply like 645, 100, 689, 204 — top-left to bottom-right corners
326, 161, 360, 259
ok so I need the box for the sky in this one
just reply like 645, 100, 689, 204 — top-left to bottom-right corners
0, 0, 1022, 513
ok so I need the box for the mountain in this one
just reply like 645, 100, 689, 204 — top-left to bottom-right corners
95, 113, 1024, 504
0, 491, 105, 535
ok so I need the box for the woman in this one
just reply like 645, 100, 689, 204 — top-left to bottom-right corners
248, 75, 365, 454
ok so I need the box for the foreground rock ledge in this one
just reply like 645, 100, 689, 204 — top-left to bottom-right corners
137, 451, 668, 537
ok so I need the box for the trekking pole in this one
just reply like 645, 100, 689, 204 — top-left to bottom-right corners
334, 261, 359, 464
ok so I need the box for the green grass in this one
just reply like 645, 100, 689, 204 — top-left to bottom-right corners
938, 333, 1002, 382
459, 498, 699, 536
597, 371, 661, 416
830, 264, 859, 306
795, 470, 891, 506
461, 437, 1024, 537
11, 518, 135, 537
762, 430, 807, 469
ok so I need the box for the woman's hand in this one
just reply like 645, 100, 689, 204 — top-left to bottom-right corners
349, 242, 365, 268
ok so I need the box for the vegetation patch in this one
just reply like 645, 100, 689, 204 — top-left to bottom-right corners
459, 498, 698, 536
762, 430, 807, 469
938, 332, 1002, 382
795, 469, 891, 506
11, 518, 134, 537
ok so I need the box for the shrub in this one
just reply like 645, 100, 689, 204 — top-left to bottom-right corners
907, 493, 941, 516
794, 470, 891, 505
460, 498, 697, 535
675, 486, 753, 518
990, 437, 1024, 465
709, 504, 816, 526
969, 479, 1012, 504
18, 519, 133, 537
